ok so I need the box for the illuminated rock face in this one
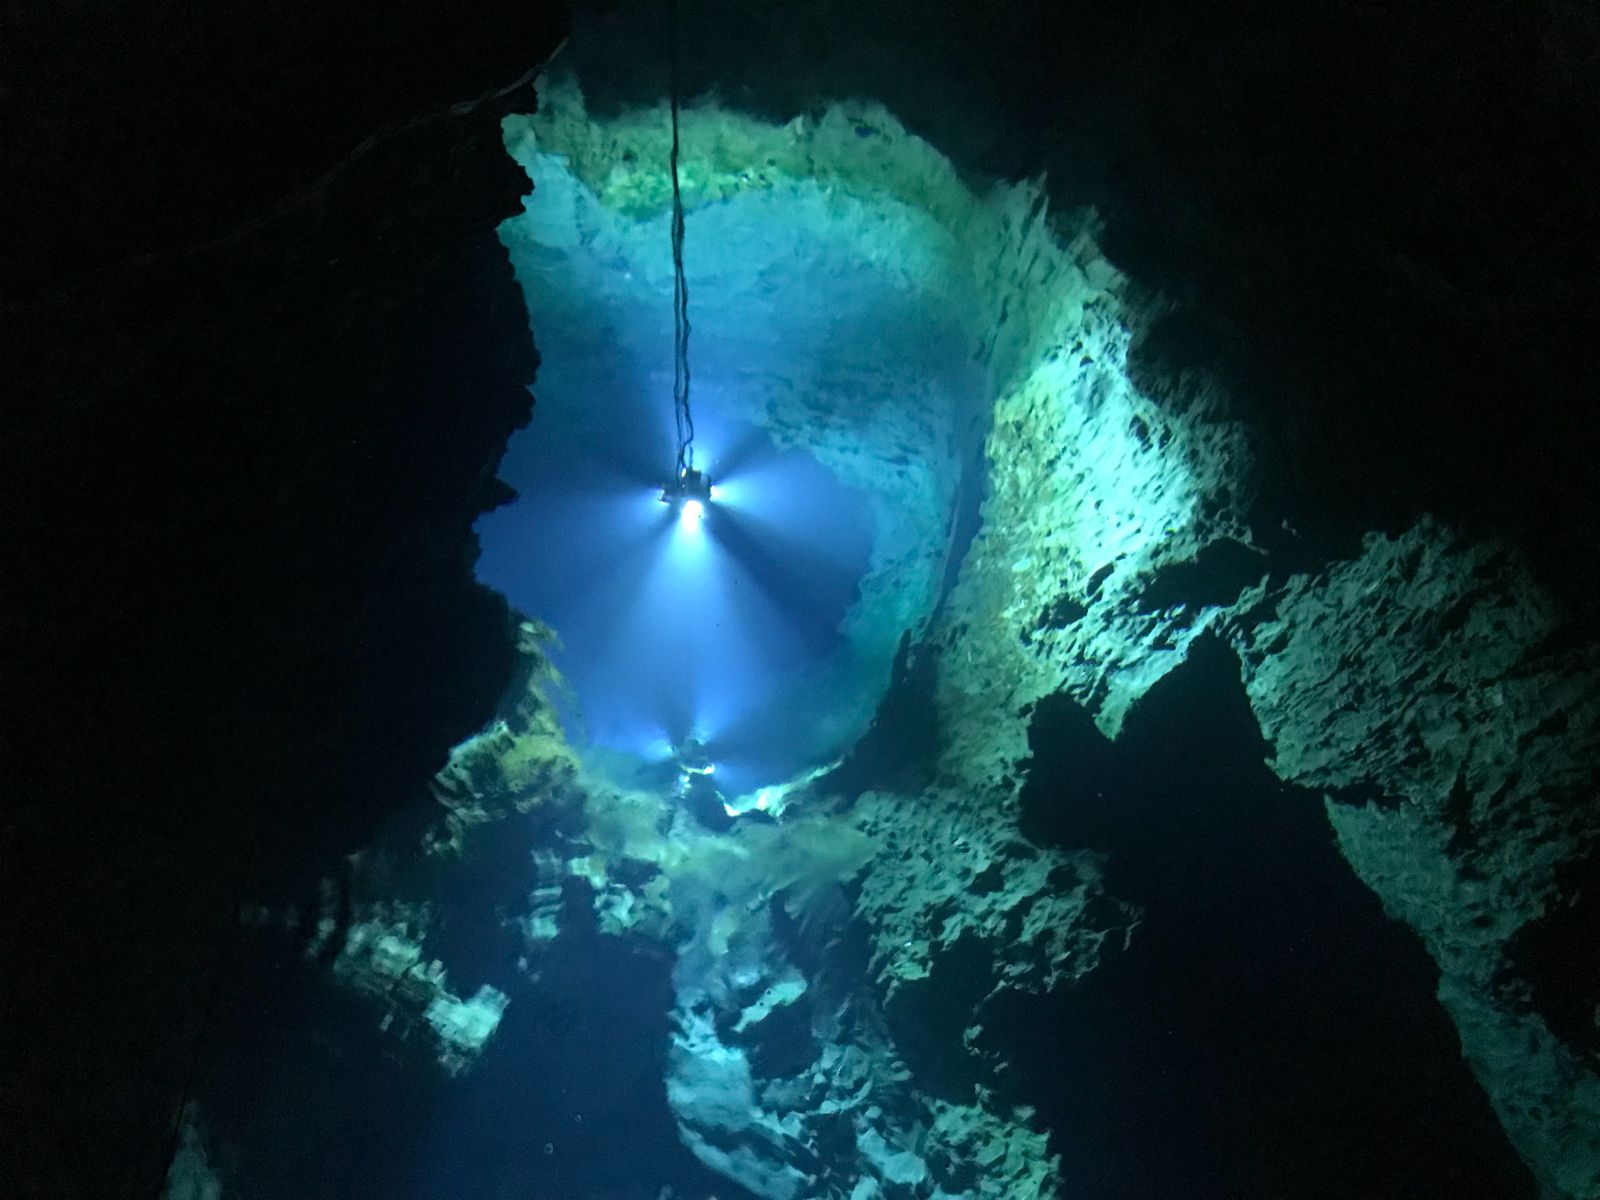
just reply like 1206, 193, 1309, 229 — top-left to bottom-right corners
917, 146, 1600, 1193
468, 82, 1597, 1200
916, 165, 1600, 1200
1237, 525, 1600, 1198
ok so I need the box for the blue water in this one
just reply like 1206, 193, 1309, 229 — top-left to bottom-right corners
477, 376, 874, 796
477, 155, 897, 796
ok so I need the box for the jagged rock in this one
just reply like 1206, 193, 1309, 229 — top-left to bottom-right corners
161, 1116, 223, 1200
420, 985, 512, 1076
1235, 519, 1600, 1195
428, 621, 579, 855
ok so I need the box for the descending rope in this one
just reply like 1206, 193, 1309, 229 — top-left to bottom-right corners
669, 0, 694, 479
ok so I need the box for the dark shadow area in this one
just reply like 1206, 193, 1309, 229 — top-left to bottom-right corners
1505, 848, 1600, 1064
414, 883, 752, 1200
2, 5, 567, 297
998, 636, 1535, 1199
884, 931, 996, 1103
2, 9, 569, 1195
192, 941, 449, 1200
934, 409, 993, 612
1136, 538, 1267, 613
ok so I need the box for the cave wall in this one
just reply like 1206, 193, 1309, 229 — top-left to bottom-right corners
509, 81, 989, 639
1240, 524, 1600, 1195
490, 96, 988, 777
1006, 639, 1537, 1198
550, 3, 1599, 1193
909, 114, 1600, 1199
2, 6, 568, 1196
562, 0, 1600, 614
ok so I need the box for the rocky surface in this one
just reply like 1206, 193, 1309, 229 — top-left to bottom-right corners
1238, 523, 1600, 1196
562, 0, 1600, 616
920, 154, 1599, 1193
922, 196, 1600, 1195
512, 70, 1598, 1196
270, 613, 1061, 1199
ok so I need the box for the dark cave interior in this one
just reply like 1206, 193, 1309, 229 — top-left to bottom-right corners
4, 2, 1598, 1198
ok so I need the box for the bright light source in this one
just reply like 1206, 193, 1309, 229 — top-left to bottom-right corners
679, 498, 705, 532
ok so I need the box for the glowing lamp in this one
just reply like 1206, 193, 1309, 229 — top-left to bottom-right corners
660, 465, 714, 533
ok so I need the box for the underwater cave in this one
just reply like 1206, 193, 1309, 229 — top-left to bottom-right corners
475, 96, 989, 798
6, 4, 1599, 1200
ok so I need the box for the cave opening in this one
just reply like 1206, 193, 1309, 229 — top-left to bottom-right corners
475, 79, 993, 803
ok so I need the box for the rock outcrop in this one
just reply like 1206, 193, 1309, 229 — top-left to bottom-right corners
498, 76, 1597, 1196
2, 8, 568, 1195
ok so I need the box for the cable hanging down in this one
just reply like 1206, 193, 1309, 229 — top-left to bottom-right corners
669, 0, 695, 483
659, 0, 708, 517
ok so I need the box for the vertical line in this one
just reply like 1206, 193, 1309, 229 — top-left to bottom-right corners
669, 0, 694, 478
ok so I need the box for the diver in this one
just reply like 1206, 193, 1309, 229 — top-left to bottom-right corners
672, 736, 735, 832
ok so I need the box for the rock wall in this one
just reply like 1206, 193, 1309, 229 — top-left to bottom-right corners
230, 73, 1594, 1199
2, 7, 568, 1195
372, 627, 1066, 1200
1240, 525, 1600, 1196
921, 161, 1600, 1197
494, 96, 990, 773
497, 69, 1599, 1197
